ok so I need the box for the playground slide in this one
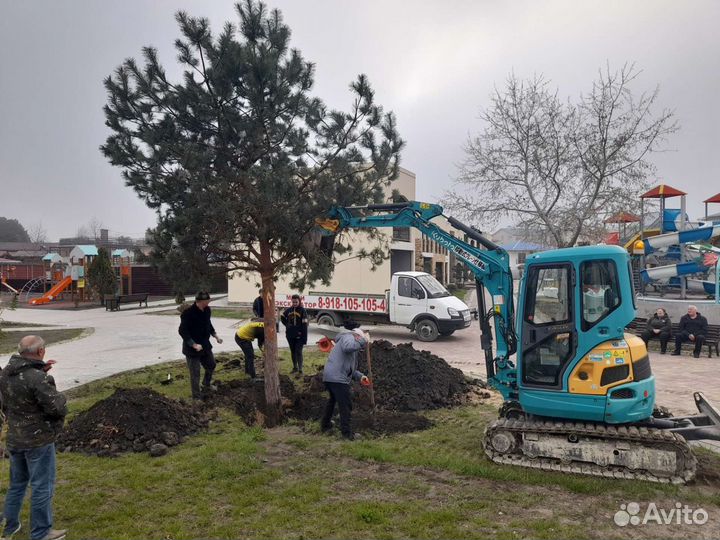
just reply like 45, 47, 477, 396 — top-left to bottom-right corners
641, 253, 719, 284
29, 276, 72, 305
1, 281, 19, 294
641, 261, 708, 283
687, 279, 717, 296
643, 225, 720, 254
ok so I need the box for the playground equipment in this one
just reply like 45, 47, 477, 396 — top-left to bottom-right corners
0, 257, 21, 294
636, 185, 720, 299
20, 277, 46, 302
29, 276, 72, 305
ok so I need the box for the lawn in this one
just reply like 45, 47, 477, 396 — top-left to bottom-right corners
0, 321, 49, 328
2, 348, 719, 539
0, 328, 89, 354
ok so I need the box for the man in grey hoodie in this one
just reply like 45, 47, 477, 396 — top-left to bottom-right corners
320, 322, 370, 440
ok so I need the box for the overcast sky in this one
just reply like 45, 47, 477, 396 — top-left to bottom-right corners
1, 0, 718, 240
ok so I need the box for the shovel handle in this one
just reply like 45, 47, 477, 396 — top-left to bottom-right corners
365, 333, 375, 410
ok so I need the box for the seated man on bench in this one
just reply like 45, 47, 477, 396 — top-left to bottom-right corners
672, 305, 708, 359
641, 307, 672, 354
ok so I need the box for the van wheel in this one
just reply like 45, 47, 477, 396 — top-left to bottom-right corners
415, 319, 439, 342
439, 329, 455, 337
317, 313, 336, 327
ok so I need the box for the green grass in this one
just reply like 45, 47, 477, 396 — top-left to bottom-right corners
0, 321, 50, 328
2, 347, 718, 539
0, 328, 89, 354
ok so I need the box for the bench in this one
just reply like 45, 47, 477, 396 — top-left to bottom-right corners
106, 293, 149, 311
626, 317, 720, 358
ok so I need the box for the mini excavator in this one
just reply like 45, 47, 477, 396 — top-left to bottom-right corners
317, 201, 720, 483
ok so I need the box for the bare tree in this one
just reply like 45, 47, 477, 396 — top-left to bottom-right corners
446, 65, 677, 247
87, 217, 104, 241
27, 222, 48, 244
75, 225, 90, 240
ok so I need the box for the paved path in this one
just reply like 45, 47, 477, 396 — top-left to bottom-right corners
2, 297, 717, 416
1, 299, 268, 390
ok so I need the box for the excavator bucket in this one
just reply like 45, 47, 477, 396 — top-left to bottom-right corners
315, 218, 341, 233
304, 220, 338, 257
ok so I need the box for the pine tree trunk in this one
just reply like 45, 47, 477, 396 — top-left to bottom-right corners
259, 242, 283, 427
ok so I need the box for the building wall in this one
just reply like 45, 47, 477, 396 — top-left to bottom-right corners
228, 168, 417, 303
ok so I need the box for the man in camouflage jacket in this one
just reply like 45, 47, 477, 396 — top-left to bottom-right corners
0, 335, 68, 540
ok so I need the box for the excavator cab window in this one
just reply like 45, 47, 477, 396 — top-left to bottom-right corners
521, 264, 576, 388
580, 260, 621, 330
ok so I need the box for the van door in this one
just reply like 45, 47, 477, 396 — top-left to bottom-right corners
392, 276, 428, 325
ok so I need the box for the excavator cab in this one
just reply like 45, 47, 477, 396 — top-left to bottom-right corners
515, 245, 655, 424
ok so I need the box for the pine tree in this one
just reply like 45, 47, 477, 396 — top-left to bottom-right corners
87, 248, 117, 303
101, 0, 403, 425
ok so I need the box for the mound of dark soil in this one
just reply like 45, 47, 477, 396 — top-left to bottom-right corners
283, 387, 432, 435
356, 340, 479, 411
203, 375, 296, 425
58, 388, 208, 456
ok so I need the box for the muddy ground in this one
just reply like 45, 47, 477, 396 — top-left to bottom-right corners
60, 340, 487, 455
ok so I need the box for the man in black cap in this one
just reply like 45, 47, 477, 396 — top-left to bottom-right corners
178, 291, 223, 399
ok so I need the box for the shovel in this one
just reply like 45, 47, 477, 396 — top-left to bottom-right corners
364, 332, 376, 414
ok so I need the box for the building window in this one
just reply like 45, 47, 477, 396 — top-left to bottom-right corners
392, 227, 410, 242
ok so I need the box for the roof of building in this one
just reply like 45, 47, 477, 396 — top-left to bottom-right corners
0, 257, 21, 264
0, 242, 55, 252
499, 241, 545, 252
111, 249, 131, 257
7, 250, 47, 258
71, 245, 99, 256
704, 192, 720, 204
604, 211, 641, 223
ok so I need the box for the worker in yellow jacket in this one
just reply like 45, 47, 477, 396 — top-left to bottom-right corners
235, 318, 266, 379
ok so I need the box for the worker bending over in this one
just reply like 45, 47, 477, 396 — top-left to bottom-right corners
235, 318, 266, 379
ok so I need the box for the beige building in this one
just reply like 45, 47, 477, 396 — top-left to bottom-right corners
228, 168, 453, 303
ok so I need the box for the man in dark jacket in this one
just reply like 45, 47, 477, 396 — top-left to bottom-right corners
252, 289, 264, 318
672, 305, 709, 358
641, 307, 672, 354
320, 322, 370, 440
179, 291, 223, 399
281, 295, 308, 374
0, 335, 67, 540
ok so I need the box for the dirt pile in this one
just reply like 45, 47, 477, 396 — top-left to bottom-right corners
355, 340, 484, 411
204, 375, 296, 425
284, 340, 488, 434
58, 388, 209, 457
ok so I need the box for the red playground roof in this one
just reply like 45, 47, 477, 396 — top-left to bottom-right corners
704, 192, 720, 204
605, 211, 641, 224
640, 184, 686, 199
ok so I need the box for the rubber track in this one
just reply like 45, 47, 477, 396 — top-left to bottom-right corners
484, 417, 697, 484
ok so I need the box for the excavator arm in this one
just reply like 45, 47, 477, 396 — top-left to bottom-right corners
318, 201, 518, 393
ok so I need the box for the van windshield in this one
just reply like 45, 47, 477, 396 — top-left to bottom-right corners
416, 274, 451, 298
